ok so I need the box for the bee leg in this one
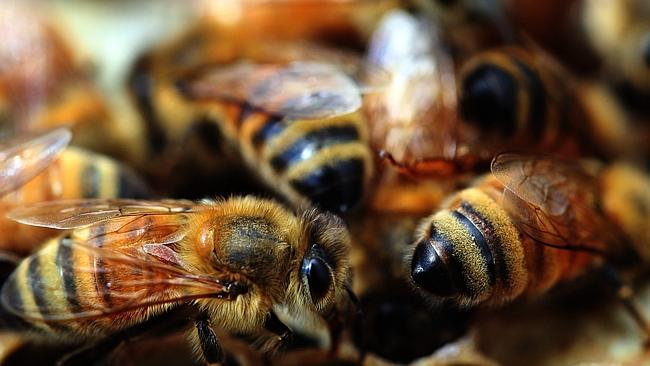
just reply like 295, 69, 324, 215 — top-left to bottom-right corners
602, 266, 650, 342
195, 318, 225, 365
264, 311, 293, 348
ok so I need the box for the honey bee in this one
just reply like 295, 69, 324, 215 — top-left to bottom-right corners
0, 128, 150, 256
408, 153, 650, 313
1, 196, 352, 364
581, 0, 650, 92
130, 29, 375, 213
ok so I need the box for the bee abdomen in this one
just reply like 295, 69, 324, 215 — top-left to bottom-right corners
127, 53, 167, 154
1, 239, 81, 334
244, 111, 371, 213
289, 156, 366, 213
269, 125, 359, 172
459, 49, 560, 143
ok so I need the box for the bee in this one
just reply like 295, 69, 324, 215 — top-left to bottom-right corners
129, 30, 375, 213
581, 0, 650, 92
408, 153, 650, 313
0, 128, 150, 256
1, 196, 352, 364
458, 45, 644, 161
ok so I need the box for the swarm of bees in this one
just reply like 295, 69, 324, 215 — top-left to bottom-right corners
0, 0, 649, 365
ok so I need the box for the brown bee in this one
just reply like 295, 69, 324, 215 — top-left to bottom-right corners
129, 26, 376, 213
0, 128, 150, 256
370, 14, 640, 179
2, 196, 352, 364
581, 0, 650, 92
408, 153, 650, 316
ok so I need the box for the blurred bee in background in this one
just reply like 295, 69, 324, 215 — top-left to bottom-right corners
458, 45, 646, 161
129, 21, 378, 213
2, 196, 353, 364
408, 153, 650, 334
0, 128, 150, 257
0, 2, 127, 160
581, 0, 650, 94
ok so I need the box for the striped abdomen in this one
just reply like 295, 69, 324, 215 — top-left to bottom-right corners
0, 148, 150, 255
203, 101, 373, 213
1, 231, 178, 338
410, 185, 597, 306
458, 48, 566, 149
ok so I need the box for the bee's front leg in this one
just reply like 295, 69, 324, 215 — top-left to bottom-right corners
195, 318, 224, 365
264, 311, 293, 347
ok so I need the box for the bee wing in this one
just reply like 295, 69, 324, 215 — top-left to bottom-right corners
365, 10, 458, 165
491, 153, 616, 253
1, 236, 240, 322
7, 198, 197, 229
0, 127, 71, 196
187, 61, 362, 119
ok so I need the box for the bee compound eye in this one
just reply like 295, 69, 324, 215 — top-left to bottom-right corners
302, 256, 332, 304
410, 240, 457, 297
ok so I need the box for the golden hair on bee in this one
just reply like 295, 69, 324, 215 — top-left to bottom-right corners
2, 196, 353, 363
408, 153, 650, 314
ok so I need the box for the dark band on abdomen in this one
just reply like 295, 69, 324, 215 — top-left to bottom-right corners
458, 202, 511, 291
92, 224, 113, 307
27, 256, 69, 332
451, 210, 496, 287
270, 125, 359, 172
429, 225, 472, 296
81, 162, 100, 198
56, 236, 82, 313
512, 58, 546, 140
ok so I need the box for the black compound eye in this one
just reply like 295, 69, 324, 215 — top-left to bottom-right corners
302, 256, 332, 304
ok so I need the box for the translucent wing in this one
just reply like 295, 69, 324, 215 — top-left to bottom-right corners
7, 198, 197, 229
491, 153, 617, 253
1, 236, 244, 322
365, 10, 458, 169
186, 61, 362, 119
0, 128, 71, 196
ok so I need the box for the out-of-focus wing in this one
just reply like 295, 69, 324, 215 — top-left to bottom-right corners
186, 61, 362, 119
365, 10, 458, 170
0, 128, 71, 196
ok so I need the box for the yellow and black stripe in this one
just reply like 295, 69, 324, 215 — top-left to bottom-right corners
410, 179, 597, 306
458, 47, 565, 146
240, 109, 371, 213
56, 147, 151, 200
